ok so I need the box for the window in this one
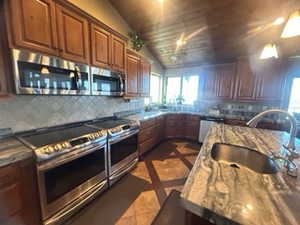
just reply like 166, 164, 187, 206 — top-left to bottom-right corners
150, 73, 162, 103
182, 76, 199, 105
288, 77, 300, 113
165, 75, 199, 105
166, 76, 181, 104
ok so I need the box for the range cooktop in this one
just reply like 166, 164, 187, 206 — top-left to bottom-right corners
19, 125, 100, 148
87, 117, 139, 137
90, 119, 135, 129
17, 122, 107, 162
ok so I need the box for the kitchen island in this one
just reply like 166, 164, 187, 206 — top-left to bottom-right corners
181, 123, 300, 225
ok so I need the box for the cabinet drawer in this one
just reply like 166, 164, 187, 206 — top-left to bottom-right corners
140, 118, 156, 129
139, 125, 156, 143
185, 120, 200, 127
166, 114, 185, 121
186, 115, 200, 121
139, 137, 156, 156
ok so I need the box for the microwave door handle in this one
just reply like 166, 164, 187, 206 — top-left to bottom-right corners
118, 74, 124, 94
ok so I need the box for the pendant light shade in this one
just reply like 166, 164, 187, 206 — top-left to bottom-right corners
260, 43, 278, 59
281, 11, 300, 38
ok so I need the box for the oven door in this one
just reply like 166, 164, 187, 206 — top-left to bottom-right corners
37, 144, 108, 225
108, 130, 139, 184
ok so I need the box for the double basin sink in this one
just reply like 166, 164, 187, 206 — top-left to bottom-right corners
211, 143, 279, 174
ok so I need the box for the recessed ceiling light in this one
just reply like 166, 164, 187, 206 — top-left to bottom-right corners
281, 11, 300, 38
273, 17, 285, 25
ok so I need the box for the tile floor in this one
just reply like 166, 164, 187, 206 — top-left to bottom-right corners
65, 139, 201, 225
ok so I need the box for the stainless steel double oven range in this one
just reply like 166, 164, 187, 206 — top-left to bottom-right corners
17, 117, 140, 225
12, 48, 125, 96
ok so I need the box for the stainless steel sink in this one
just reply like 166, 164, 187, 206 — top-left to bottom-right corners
211, 143, 279, 174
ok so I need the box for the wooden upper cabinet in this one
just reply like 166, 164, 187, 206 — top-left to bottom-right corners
126, 53, 139, 96
200, 66, 218, 100
91, 23, 111, 68
56, 4, 90, 64
8, 0, 58, 55
235, 59, 258, 101
111, 35, 126, 72
139, 60, 151, 97
200, 64, 236, 100
255, 59, 286, 102
216, 64, 236, 100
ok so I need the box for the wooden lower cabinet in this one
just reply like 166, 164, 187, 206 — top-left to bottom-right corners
0, 159, 41, 225
165, 114, 200, 141
138, 116, 165, 156
139, 114, 200, 156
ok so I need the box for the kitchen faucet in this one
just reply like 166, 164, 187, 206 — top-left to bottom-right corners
247, 109, 299, 177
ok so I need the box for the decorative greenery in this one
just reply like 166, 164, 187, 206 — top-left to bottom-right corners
176, 95, 185, 105
129, 31, 145, 52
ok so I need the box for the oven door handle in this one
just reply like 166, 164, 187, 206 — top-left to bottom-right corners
45, 180, 107, 225
109, 129, 139, 144
38, 144, 106, 171
110, 158, 138, 180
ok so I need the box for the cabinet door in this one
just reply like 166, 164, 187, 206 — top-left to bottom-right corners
9, 0, 58, 55
91, 24, 111, 69
200, 66, 218, 100
0, 165, 22, 222
111, 35, 126, 72
126, 54, 139, 96
140, 60, 151, 97
235, 59, 257, 101
255, 59, 285, 102
0, 45, 8, 96
216, 64, 236, 100
56, 4, 90, 64
184, 116, 200, 141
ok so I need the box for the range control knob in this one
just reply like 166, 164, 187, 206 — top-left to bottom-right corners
89, 134, 95, 140
54, 144, 62, 151
44, 147, 53, 155
62, 142, 69, 148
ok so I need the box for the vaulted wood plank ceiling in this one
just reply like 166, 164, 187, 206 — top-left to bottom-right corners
110, 0, 300, 69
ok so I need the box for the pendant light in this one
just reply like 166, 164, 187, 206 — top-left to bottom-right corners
281, 11, 300, 38
260, 43, 279, 59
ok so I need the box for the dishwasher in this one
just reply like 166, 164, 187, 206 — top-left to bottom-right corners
198, 117, 225, 143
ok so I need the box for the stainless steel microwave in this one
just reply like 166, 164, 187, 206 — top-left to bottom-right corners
91, 66, 125, 96
11, 49, 91, 95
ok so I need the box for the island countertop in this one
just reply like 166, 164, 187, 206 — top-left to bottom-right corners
181, 123, 300, 225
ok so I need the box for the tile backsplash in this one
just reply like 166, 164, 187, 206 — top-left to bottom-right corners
0, 96, 144, 132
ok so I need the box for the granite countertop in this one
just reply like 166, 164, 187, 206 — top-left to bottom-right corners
181, 123, 300, 225
0, 137, 33, 168
122, 110, 225, 122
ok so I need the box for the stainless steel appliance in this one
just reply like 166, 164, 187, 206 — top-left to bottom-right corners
16, 122, 108, 225
88, 117, 140, 185
198, 117, 224, 143
12, 49, 90, 95
91, 66, 125, 96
